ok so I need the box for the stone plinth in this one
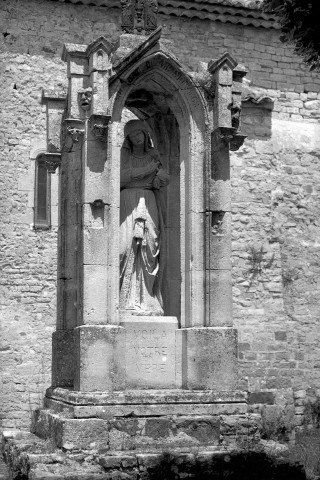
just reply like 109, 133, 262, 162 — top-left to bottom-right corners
179, 327, 238, 390
120, 316, 180, 389
74, 325, 125, 392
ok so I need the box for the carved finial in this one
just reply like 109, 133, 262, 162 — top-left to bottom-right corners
121, 0, 158, 35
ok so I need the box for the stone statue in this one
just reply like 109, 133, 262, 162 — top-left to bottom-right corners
120, 120, 169, 315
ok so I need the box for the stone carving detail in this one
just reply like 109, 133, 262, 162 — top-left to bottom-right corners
211, 211, 225, 235
89, 114, 111, 141
78, 88, 93, 111
211, 127, 234, 150
41, 153, 62, 173
67, 127, 84, 142
231, 102, 241, 131
212, 127, 246, 152
145, 0, 158, 33
121, 0, 158, 35
121, 0, 134, 33
230, 134, 247, 151
120, 120, 169, 316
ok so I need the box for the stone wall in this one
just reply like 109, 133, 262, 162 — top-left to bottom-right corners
1, 0, 320, 429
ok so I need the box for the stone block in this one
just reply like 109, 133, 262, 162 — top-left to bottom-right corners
46, 396, 247, 418
120, 317, 178, 389
248, 392, 275, 405
33, 409, 110, 450
175, 416, 220, 444
206, 211, 231, 270
206, 270, 233, 326
83, 140, 109, 202
47, 104, 64, 152
208, 180, 231, 212
74, 325, 125, 392
83, 265, 109, 324
52, 330, 75, 388
145, 418, 171, 439
99, 456, 122, 469
83, 203, 110, 265
179, 327, 238, 390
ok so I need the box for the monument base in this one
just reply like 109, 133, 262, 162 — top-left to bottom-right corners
4, 388, 263, 478
29, 387, 256, 451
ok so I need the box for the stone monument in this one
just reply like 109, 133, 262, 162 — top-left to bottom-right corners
9, 0, 256, 459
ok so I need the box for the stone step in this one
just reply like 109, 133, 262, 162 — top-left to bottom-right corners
45, 396, 248, 418
33, 409, 222, 450
3, 430, 301, 480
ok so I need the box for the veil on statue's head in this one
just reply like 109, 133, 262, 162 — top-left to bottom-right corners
123, 119, 154, 153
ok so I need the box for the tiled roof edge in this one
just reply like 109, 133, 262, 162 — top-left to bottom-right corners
49, 0, 278, 29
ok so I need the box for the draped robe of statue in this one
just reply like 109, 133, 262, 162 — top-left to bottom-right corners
120, 120, 169, 315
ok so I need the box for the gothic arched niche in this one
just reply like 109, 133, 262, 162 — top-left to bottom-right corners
123, 88, 181, 318
109, 52, 209, 328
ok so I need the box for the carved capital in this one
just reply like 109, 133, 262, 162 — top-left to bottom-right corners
230, 134, 247, 151
40, 153, 62, 173
212, 127, 234, 150
89, 114, 111, 141
67, 127, 85, 142
212, 127, 247, 152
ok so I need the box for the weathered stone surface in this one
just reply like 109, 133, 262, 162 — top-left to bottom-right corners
83, 265, 109, 324
120, 317, 178, 389
248, 392, 275, 405
206, 211, 232, 270
179, 327, 238, 390
46, 387, 247, 405
174, 416, 220, 444
31, 409, 224, 450
4, 428, 305, 480
74, 325, 125, 392
52, 330, 75, 388
70, 402, 247, 418
206, 270, 233, 326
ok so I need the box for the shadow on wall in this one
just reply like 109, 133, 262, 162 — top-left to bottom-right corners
241, 101, 273, 140
145, 451, 306, 480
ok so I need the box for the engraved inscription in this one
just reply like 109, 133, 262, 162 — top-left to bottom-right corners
128, 328, 169, 376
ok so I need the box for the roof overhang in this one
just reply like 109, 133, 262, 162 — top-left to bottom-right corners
47, 0, 279, 30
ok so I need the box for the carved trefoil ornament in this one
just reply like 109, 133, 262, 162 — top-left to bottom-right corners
121, 0, 158, 35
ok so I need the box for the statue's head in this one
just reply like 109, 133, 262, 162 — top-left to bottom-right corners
123, 120, 153, 152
